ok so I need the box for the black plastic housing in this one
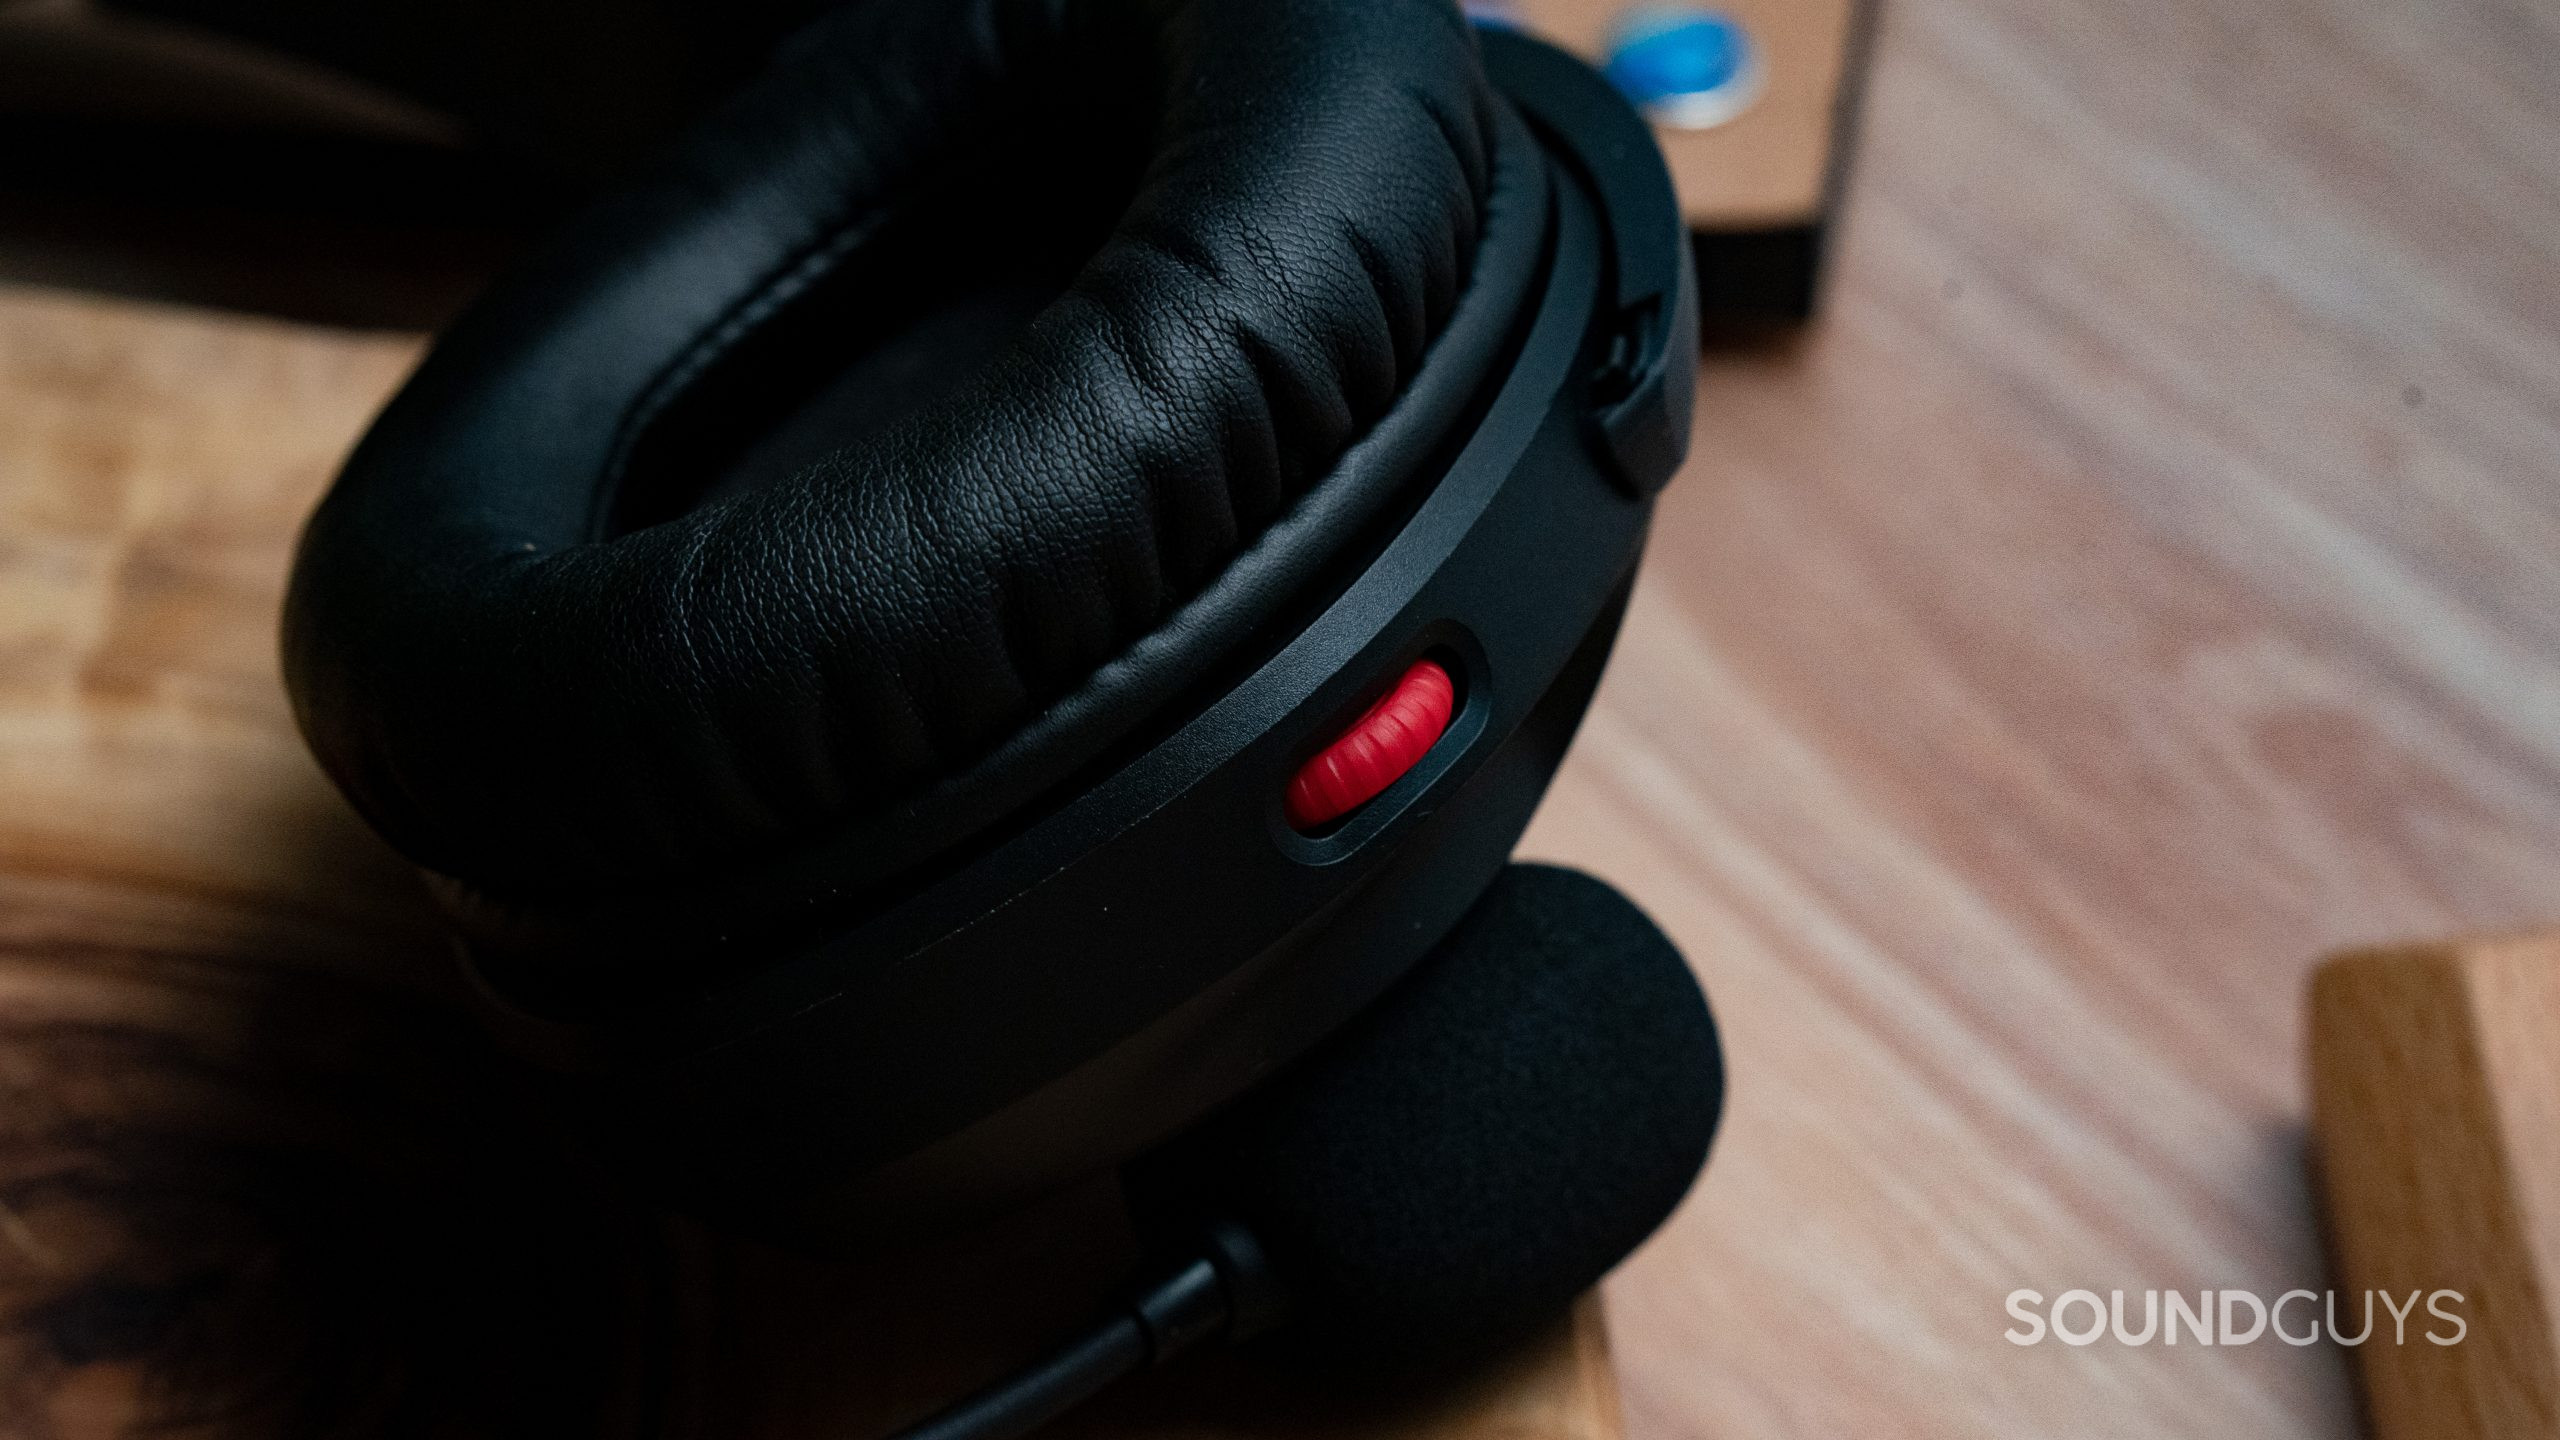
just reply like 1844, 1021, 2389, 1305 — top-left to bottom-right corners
459, 29, 1698, 1246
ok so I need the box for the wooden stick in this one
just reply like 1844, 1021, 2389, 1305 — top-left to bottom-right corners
2309, 935, 2560, 1439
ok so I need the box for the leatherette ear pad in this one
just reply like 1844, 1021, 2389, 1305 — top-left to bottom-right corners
283, 0, 1538, 925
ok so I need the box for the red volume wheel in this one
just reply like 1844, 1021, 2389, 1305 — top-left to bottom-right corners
1284, 658, 1458, 831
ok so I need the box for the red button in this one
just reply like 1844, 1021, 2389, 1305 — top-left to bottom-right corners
1285, 659, 1457, 831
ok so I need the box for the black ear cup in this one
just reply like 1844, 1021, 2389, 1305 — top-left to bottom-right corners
1129, 864, 1723, 1369
281, 0, 1523, 931
273, 0, 1702, 1253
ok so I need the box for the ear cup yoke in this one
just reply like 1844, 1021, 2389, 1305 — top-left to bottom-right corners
284, 0, 1528, 936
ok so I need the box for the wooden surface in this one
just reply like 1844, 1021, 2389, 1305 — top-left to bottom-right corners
1501, 0, 2560, 1432
0, 281, 1628, 1437
3, 0, 2558, 1432
2310, 937, 2560, 1440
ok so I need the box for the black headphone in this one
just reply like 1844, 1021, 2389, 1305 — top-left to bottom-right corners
282, 0, 1720, 1418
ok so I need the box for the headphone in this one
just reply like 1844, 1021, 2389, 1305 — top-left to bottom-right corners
281, 0, 1721, 1416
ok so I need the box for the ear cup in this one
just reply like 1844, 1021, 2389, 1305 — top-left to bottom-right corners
282, 0, 1539, 930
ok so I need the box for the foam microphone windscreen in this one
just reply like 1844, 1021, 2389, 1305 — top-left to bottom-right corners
1129, 864, 1723, 1370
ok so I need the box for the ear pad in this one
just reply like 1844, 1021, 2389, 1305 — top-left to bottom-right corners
281, 0, 1541, 928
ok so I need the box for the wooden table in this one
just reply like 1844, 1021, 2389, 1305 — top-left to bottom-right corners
1514, 0, 2560, 1433
5, 0, 2558, 1432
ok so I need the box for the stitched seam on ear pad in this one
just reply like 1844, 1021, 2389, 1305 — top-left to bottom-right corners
282, 0, 1519, 927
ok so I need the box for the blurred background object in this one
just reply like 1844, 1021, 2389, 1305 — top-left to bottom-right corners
12, 0, 814, 170
0, 0, 1878, 327
0, 0, 538, 325
0, 0, 846, 324
1504, 0, 1876, 320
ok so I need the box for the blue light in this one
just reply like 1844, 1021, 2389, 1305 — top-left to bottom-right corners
1605, 7, 1760, 130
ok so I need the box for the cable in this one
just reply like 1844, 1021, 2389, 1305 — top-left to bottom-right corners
885, 1312, 1148, 1440
880, 1253, 1241, 1440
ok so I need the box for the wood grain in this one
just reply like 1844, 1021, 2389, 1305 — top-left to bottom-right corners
2310, 937, 2560, 1440
1504, 0, 2560, 1433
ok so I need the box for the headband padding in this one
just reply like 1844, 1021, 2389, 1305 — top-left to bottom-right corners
283, 0, 1515, 902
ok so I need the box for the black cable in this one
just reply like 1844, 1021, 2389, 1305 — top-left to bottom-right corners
885, 1312, 1148, 1440
881, 1252, 1248, 1440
